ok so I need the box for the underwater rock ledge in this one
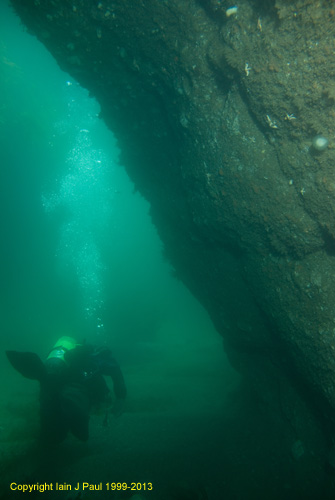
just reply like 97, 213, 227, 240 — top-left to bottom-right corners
10, 0, 335, 494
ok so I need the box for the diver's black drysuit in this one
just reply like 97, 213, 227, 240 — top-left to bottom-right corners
6, 342, 126, 444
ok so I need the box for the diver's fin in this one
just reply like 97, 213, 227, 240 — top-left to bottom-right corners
5, 350, 46, 381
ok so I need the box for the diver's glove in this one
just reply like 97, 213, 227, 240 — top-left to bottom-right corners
112, 398, 125, 417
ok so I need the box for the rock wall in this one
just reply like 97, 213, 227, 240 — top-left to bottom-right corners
10, 0, 335, 494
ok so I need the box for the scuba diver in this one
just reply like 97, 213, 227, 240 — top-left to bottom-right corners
5, 336, 127, 445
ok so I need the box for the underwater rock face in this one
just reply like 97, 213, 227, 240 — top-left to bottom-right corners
10, 0, 335, 493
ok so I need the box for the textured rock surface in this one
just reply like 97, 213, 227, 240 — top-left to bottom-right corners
10, 0, 335, 494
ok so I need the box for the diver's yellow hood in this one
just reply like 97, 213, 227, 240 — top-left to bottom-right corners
47, 336, 80, 362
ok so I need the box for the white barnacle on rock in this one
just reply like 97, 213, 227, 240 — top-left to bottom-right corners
226, 6, 238, 17
312, 135, 329, 151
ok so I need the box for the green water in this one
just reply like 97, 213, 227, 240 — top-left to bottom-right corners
0, 2, 239, 499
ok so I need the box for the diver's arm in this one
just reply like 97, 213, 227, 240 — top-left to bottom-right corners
6, 351, 46, 381
106, 363, 127, 400
95, 348, 127, 399
103, 361, 127, 417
